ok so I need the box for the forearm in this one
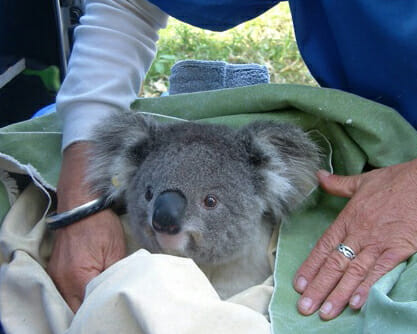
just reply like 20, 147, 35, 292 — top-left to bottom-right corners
50, 141, 127, 312
57, 142, 95, 211
56, 0, 168, 150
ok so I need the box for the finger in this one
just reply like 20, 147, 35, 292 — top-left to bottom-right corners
294, 219, 346, 294
67, 269, 100, 312
50, 264, 100, 313
297, 238, 359, 315
349, 249, 409, 310
318, 247, 379, 320
49, 271, 85, 313
66, 294, 82, 313
317, 170, 364, 198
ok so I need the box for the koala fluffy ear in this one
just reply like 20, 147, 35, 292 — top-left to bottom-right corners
240, 121, 321, 218
86, 112, 156, 201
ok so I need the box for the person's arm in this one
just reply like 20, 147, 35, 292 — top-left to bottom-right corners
48, 142, 126, 311
57, 0, 167, 149
293, 158, 417, 320
47, 0, 168, 312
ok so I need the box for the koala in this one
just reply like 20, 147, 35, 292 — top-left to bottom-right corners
86, 112, 321, 298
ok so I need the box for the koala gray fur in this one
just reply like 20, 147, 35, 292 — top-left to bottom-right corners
86, 112, 321, 299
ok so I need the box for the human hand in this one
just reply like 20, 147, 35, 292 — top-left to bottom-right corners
293, 158, 417, 320
47, 142, 126, 312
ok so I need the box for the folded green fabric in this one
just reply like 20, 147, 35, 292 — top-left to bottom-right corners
1, 84, 416, 333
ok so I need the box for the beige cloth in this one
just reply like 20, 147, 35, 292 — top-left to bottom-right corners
0, 183, 272, 334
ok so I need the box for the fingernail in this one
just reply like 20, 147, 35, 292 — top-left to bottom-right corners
350, 294, 361, 307
318, 170, 331, 177
295, 276, 308, 292
320, 301, 333, 315
298, 297, 312, 312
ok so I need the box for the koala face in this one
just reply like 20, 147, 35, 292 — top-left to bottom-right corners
125, 128, 265, 265
87, 113, 321, 267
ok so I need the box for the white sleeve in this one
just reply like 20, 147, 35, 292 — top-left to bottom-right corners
56, 0, 168, 150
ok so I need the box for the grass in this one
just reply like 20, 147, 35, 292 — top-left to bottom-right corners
143, 2, 316, 97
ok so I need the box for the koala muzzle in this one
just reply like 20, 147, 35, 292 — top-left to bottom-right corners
152, 190, 186, 234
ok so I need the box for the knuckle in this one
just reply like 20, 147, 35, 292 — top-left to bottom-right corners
305, 276, 338, 300
297, 262, 319, 281
328, 288, 351, 303
346, 175, 362, 194
296, 263, 318, 282
315, 234, 338, 255
303, 278, 329, 298
372, 256, 398, 277
347, 260, 368, 280
324, 254, 347, 274
364, 244, 382, 257
372, 262, 390, 276
390, 229, 417, 253
360, 273, 381, 291
377, 248, 410, 268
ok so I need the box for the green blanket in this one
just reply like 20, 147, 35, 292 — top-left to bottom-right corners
1, 84, 417, 333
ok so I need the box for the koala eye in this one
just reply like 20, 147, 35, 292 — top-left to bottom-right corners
203, 194, 218, 209
145, 186, 153, 201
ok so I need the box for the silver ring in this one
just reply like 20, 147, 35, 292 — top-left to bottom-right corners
337, 243, 356, 260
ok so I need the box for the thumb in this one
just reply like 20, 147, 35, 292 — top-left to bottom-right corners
317, 170, 363, 198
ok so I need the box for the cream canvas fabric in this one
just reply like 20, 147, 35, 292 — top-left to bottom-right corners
0, 180, 272, 334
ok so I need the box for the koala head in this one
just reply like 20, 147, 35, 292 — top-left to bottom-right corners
87, 112, 321, 266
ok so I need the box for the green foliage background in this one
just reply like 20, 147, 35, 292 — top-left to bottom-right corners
143, 2, 316, 97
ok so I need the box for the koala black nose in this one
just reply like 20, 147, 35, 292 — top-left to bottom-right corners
152, 190, 186, 234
